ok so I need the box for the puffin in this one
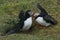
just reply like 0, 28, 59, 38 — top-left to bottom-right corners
18, 10, 34, 31
2, 10, 34, 35
34, 3, 57, 28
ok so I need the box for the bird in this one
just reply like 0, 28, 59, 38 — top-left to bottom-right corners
2, 10, 34, 35
18, 10, 34, 31
34, 3, 57, 28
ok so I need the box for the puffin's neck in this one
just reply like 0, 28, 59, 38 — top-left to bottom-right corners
35, 15, 42, 19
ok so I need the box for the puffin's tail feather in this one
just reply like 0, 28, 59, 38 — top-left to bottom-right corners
5, 29, 17, 35
1, 28, 17, 36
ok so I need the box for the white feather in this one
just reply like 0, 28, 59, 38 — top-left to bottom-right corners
36, 17, 51, 27
20, 17, 32, 31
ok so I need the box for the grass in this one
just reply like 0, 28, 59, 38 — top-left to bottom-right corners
0, 0, 60, 40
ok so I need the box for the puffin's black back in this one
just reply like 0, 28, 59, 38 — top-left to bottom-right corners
43, 15, 57, 25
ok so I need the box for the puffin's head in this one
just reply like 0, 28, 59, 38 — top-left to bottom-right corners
34, 13, 40, 17
26, 10, 34, 16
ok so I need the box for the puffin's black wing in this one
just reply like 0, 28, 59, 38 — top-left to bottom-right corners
36, 3, 57, 25
43, 15, 57, 25
19, 10, 25, 19
18, 10, 25, 28
36, 3, 48, 15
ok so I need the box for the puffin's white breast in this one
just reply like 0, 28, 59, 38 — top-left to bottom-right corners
36, 17, 51, 27
21, 17, 32, 31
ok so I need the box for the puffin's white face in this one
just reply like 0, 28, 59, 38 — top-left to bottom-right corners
34, 13, 40, 17
28, 11, 34, 16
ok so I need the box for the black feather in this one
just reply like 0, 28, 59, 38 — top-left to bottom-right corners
43, 15, 57, 25
36, 3, 48, 16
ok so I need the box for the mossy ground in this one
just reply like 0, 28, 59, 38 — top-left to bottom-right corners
0, 0, 60, 40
